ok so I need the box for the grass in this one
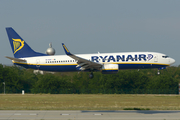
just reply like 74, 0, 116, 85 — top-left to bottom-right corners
0, 94, 180, 110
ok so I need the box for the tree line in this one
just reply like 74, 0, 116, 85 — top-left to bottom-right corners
0, 64, 180, 94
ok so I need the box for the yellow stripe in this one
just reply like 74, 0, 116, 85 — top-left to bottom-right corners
109, 62, 170, 66
102, 69, 118, 70
13, 61, 169, 66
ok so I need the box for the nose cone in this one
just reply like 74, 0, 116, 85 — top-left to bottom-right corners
170, 58, 175, 65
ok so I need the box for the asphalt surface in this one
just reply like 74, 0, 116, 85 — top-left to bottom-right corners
0, 110, 180, 120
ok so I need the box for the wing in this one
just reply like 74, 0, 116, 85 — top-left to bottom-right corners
62, 43, 102, 71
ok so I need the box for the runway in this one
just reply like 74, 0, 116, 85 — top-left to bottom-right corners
0, 110, 180, 120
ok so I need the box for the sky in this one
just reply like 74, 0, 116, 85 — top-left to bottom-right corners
0, 0, 180, 66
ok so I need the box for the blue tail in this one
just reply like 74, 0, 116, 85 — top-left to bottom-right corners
6, 27, 48, 58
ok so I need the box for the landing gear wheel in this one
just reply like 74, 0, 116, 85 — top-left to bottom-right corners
89, 72, 94, 79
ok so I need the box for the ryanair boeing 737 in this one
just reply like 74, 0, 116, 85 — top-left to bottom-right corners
5, 27, 175, 78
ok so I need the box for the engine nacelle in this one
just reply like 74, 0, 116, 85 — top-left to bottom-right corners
101, 64, 119, 74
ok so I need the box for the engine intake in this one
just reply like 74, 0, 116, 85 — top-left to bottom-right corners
101, 64, 119, 74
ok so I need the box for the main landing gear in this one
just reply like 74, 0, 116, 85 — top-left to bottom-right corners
89, 72, 94, 79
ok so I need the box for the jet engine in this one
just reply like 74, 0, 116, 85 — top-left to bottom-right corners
101, 64, 119, 74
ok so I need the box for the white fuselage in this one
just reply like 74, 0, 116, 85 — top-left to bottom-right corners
13, 52, 175, 72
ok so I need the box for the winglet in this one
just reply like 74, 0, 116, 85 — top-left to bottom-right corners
62, 43, 72, 55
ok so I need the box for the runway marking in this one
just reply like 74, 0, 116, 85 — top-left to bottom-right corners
29, 113, 38, 115
94, 114, 103, 115
14, 113, 21, 115
60, 114, 70, 115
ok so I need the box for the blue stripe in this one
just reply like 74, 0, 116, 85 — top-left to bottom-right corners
14, 63, 167, 72
102, 70, 118, 74
14, 63, 77, 72
118, 64, 167, 69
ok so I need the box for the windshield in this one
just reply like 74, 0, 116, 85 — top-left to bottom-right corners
162, 56, 169, 58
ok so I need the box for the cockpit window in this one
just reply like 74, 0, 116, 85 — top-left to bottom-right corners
162, 56, 169, 58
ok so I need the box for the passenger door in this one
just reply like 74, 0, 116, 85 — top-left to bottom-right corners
36, 59, 40, 68
154, 55, 158, 62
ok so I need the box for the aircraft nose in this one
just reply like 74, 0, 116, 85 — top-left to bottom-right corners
170, 58, 175, 65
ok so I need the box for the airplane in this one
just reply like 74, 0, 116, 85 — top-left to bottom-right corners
5, 27, 175, 78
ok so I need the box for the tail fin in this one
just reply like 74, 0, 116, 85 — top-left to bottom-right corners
6, 27, 48, 58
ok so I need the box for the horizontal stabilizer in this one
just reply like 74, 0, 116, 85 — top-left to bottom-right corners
5, 56, 26, 62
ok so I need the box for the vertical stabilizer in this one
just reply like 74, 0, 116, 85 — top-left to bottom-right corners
6, 27, 48, 58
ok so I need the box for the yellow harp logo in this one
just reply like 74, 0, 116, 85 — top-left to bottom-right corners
12, 38, 24, 54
